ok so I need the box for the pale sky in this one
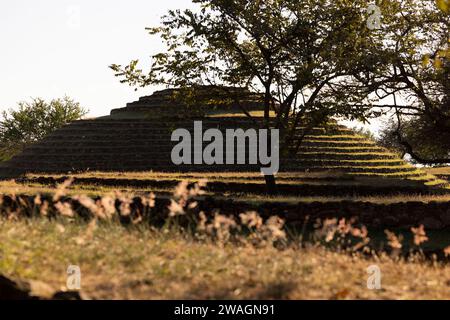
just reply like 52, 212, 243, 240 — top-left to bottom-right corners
0, 0, 386, 134
0, 0, 193, 117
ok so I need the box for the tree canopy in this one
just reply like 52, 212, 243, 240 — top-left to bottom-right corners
111, 0, 384, 147
362, 0, 449, 164
0, 97, 87, 161
111, 0, 449, 165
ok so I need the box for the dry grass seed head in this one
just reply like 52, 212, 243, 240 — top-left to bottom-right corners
174, 180, 189, 199
53, 177, 74, 202
33, 195, 41, 206
209, 214, 238, 244
141, 192, 155, 208
239, 211, 263, 229
197, 211, 207, 231
444, 246, 450, 257
264, 216, 286, 241
384, 230, 403, 249
39, 200, 49, 216
168, 199, 185, 217
114, 192, 133, 217
351, 225, 368, 239
100, 195, 117, 218
337, 218, 352, 235
411, 224, 429, 246
318, 218, 338, 243
73, 194, 100, 216
54, 201, 74, 217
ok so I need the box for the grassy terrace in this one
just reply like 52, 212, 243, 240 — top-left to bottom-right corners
18, 170, 437, 181
1, 182, 450, 203
1, 169, 448, 203
297, 151, 398, 157
425, 167, 450, 181
0, 219, 449, 299
2, 183, 450, 203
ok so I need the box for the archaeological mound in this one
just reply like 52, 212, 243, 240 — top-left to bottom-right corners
0, 86, 447, 196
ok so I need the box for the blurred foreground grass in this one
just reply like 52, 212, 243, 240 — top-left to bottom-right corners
0, 219, 448, 299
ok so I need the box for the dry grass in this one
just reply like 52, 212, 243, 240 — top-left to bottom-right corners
310, 165, 415, 170
0, 179, 449, 300
0, 219, 449, 300
303, 134, 367, 139
302, 140, 376, 145
0, 180, 157, 198
298, 152, 397, 157
19, 175, 432, 187
425, 167, 450, 185
25, 171, 349, 180
24, 170, 431, 180
230, 193, 450, 204
314, 159, 405, 164
425, 167, 450, 176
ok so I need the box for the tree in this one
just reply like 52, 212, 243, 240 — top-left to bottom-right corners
359, 0, 449, 165
378, 115, 450, 165
0, 97, 87, 161
110, 0, 384, 193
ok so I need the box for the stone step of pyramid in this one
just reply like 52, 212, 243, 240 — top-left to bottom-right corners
297, 146, 387, 153
5, 156, 417, 173
299, 140, 377, 147
297, 160, 407, 166
49, 127, 341, 137
20, 176, 441, 196
53, 121, 341, 131
25, 140, 168, 148
19, 146, 396, 161
34, 134, 377, 147
296, 152, 397, 160
45, 120, 343, 132
69, 118, 267, 127
9, 151, 407, 167
7, 153, 404, 169
62, 119, 350, 134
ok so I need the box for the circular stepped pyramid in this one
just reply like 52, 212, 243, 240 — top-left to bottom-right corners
0, 87, 447, 192
1, 118, 378, 173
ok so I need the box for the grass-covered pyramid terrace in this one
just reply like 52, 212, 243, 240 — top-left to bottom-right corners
0, 87, 449, 229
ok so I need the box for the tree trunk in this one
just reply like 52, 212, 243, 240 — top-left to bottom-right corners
264, 174, 278, 195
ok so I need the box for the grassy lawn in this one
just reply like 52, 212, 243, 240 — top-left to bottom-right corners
0, 219, 449, 300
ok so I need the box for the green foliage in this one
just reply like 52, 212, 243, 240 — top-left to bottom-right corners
353, 0, 449, 164
378, 116, 450, 165
110, 0, 383, 133
351, 127, 376, 141
0, 97, 87, 161
110, 0, 449, 164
